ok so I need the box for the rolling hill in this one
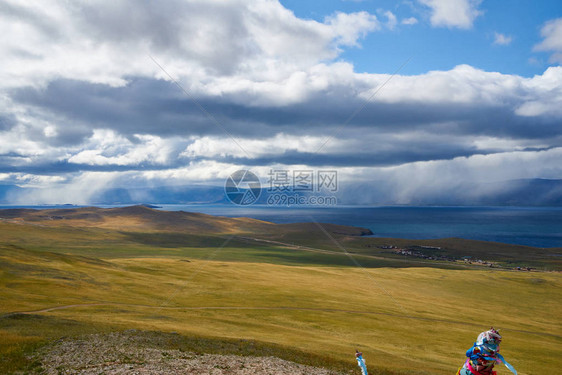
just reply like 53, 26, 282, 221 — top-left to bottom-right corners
0, 206, 560, 374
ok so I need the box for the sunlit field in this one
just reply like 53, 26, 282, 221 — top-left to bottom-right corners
1, 208, 560, 374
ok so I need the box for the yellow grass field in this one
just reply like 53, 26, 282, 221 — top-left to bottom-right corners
2, 248, 561, 374
0, 207, 561, 374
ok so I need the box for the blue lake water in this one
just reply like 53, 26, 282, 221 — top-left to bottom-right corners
2, 204, 561, 248
158, 205, 562, 248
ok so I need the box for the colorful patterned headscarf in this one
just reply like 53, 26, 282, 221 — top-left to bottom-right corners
466, 328, 517, 375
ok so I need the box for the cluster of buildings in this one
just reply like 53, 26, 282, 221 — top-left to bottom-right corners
377, 244, 539, 271
389, 246, 456, 262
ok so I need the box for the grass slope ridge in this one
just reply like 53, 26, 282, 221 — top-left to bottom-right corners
0, 205, 373, 236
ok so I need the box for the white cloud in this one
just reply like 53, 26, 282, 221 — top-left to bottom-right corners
418, 0, 482, 29
0, 114, 68, 166
1, 0, 562, 206
325, 11, 380, 46
67, 130, 177, 166
0, 0, 380, 91
3, 0, 559, 117
493, 32, 512, 46
0, 173, 66, 187
401, 17, 418, 25
181, 134, 333, 159
192, 62, 562, 115
383, 11, 398, 30
356, 65, 562, 118
198, 61, 359, 107
514, 66, 562, 117
534, 17, 562, 64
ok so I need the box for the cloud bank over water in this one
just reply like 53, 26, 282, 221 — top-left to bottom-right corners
1, 0, 562, 204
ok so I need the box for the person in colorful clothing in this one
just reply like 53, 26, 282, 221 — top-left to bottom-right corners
355, 350, 368, 375
457, 328, 517, 375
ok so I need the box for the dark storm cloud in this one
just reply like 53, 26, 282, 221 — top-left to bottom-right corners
8, 73, 562, 175
199, 148, 484, 168
0, 147, 511, 174
11, 76, 562, 153
0, 159, 179, 174
191, 134, 558, 168
12, 79, 262, 139
0, 115, 17, 131
0, 152, 31, 170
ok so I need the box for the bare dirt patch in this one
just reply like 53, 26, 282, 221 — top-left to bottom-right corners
34, 331, 345, 375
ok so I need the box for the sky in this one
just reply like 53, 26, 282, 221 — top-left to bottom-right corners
1, 0, 562, 204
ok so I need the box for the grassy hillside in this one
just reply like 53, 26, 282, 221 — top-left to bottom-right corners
1, 205, 559, 269
0, 206, 560, 374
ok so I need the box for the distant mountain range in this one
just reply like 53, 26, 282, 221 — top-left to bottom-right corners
1, 178, 562, 206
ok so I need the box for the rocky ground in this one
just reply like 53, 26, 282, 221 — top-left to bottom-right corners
32, 331, 345, 375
